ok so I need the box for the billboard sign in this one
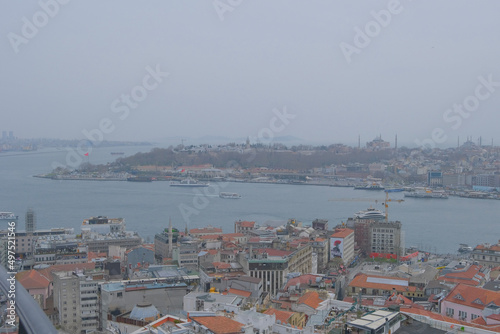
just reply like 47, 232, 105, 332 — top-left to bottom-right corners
330, 237, 344, 259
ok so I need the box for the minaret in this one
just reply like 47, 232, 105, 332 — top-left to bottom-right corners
395, 134, 398, 150
168, 217, 173, 257
358, 135, 360, 149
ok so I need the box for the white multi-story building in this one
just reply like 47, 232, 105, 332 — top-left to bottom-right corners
81, 216, 126, 235
330, 228, 355, 266
53, 269, 103, 333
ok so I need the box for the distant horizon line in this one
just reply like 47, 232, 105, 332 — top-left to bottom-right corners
1, 134, 496, 150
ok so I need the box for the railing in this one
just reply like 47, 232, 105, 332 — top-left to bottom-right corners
0, 265, 57, 334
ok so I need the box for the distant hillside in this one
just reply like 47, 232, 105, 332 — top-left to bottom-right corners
113, 146, 394, 170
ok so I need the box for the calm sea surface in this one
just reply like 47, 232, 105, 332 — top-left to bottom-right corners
1, 146, 499, 254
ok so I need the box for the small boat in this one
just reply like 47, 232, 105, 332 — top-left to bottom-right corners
170, 178, 209, 187
458, 244, 473, 253
110, 152, 125, 155
219, 192, 241, 199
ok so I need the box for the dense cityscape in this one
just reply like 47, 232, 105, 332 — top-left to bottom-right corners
2, 1, 500, 333
1, 134, 500, 334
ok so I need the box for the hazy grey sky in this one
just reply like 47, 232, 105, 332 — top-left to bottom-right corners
1, 0, 499, 147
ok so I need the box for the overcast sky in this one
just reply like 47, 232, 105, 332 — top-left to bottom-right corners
1, 0, 499, 147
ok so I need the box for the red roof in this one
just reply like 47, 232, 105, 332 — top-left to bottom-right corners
213, 262, 231, 269
297, 291, 323, 309
349, 274, 416, 293
191, 316, 244, 334
438, 265, 485, 286
443, 283, 500, 310
228, 288, 251, 298
200, 235, 220, 240
190, 227, 222, 234
331, 228, 354, 238
255, 248, 293, 257
237, 221, 255, 228
16, 270, 50, 290
474, 244, 500, 252
264, 308, 296, 326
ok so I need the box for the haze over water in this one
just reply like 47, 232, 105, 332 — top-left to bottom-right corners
1, 146, 499, 254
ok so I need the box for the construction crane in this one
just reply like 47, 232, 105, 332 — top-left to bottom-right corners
382, 190, 404, 222
329, 190, 404, 222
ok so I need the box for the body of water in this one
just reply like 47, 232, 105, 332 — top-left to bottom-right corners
1, 146, 499, 254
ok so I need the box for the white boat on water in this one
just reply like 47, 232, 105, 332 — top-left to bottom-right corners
404, 189, 448, 199
354, 182, 385, 190
219, 192, 241, 199
458, 244, 473, 253
354, 207, 386, 220
170, 178, 209, 187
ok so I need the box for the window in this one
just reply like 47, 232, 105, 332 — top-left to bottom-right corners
458, 310, 467, 320
471, 314, 479, 320
446, 308, 454, 316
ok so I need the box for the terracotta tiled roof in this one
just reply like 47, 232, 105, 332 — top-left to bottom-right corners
264, 308, 295, 325
228, 288, 251, 298
443, 283, 500, 310
255, 248, 293, 257
212, 262, 231, 269
200, 235, 220, 240
16, 270, 50, 290
297, 291, 322, 309
349, 274, 416, 293
331, 228, 354, 238
437, 265, 485, 286
191, 316, 244, 334
237, 221, 255, 228
190, 227, 222, 234
474, 244, 500, 252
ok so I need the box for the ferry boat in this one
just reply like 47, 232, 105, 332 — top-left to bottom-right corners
170, 178, 209, 187
354, 207, 386, 220
354, 183, 385, 191
458, 244, 473, 253
404, 189, 448, 199
219, 192, 241, 199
